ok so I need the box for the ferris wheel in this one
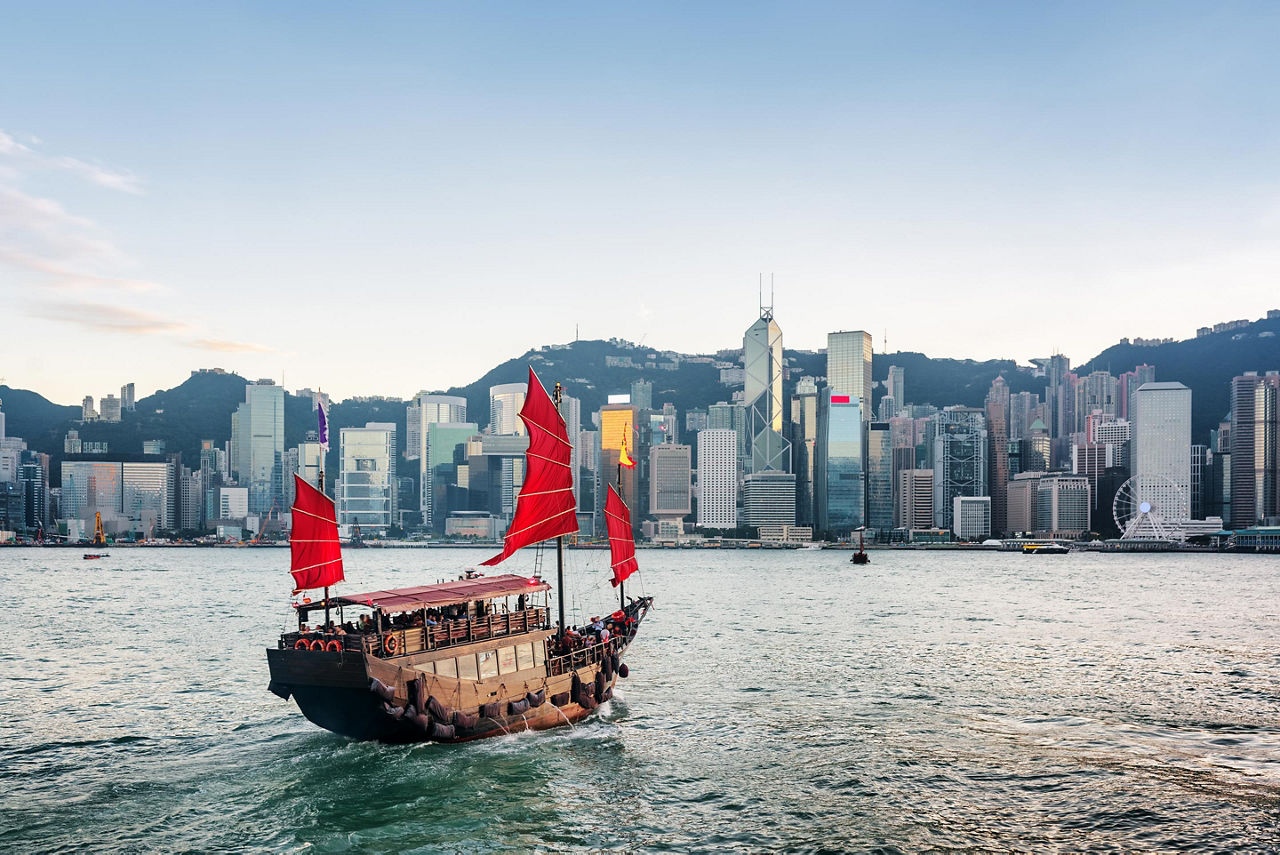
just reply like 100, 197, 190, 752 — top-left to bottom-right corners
1112, 474, 1188, 540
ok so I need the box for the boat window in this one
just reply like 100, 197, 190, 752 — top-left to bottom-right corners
533, 640, 545, 667
457, 653, 478, 681
498, 645, 518, 675
478, 649, 498, 679
436, 657, 457, 678
515, 643, 534, 671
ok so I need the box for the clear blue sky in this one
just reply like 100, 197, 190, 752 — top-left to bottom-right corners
3, 2, 1279, 403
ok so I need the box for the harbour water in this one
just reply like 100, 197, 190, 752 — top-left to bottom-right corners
2, 547, 1278, 852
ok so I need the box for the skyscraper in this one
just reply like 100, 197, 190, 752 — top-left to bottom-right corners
488, 383, 527, 436
337, 422, 397, 535
743, 307, 790, 473
887, 365, 905, 412
985, 377, 1010, 536
1229, 371, 1279, 528
630, 379, 653, 412
231, 381, 285, 515
866, 421, 893, 536
815, 393, 864, 536
1132, 381, 1192, 525
790, 378, 819, 526
933, 407, 988, 531
827, 330, 873, 423
649, 443, 692, 525
696, 429, 738, 528
410, 393, 468, 525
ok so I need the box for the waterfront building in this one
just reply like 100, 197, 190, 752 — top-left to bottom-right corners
219, 486, 249, 520
649, 443, 692, 527
790, 378, 819, 526
867, 421, 893, 536
231, 381, 285, 515
408, 393, 468, 523
827, 330, 873, 423
1006, 472, 1039, 534
1132, 381, 1193, 525
986, 377, 1010, 536
425, 422, 479, 532
742, 471, 797, 528
897, 468, 934, 531
488, 383, 527, 436
1229, 371, 1279, 528
599, 402, 641, 533
696, 429, 738, 528
1035, 473, 1091, 538
953, 496, 991, 540
337, 422, 397, 536
932, 407, 988, 531
815, 393, 864, 536
743, 306, 790, 473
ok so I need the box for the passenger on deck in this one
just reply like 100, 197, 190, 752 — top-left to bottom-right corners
359, 615, 373, 633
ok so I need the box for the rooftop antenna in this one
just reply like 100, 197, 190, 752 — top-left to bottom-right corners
770, 273, 775, 311
758, 273, 763, 315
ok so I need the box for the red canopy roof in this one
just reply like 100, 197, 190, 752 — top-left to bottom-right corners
316, 573, 550, 612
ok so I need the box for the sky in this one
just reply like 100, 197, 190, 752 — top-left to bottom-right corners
3, 1, 1279, 405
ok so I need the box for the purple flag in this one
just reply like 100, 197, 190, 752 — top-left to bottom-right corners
317, 399, 329, 453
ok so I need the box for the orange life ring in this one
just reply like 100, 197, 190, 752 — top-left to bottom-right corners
384, 634, 399, 655
294, 639, 308, 650
325, 639, 341, 653
308, 639, 325, 652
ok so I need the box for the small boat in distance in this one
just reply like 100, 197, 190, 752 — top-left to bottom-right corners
1023, 542, 1070, 555
266, 367, 653, 743
851, 528, 870, 564
82, 553, 109, 560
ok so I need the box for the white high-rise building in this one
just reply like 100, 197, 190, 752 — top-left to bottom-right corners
744, 307, 789, 473
898, 468, 934, 530
489, 383, 528, 436
1132, 381, 1192, 524
338, 422, 398, 535
696, 429, 738, 528
827, 330, 873, 423
887, 365, 905, 411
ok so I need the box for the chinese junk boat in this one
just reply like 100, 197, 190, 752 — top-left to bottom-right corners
266, 368, 652, 743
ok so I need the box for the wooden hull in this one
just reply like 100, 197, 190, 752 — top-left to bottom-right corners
267, 599, 650, 744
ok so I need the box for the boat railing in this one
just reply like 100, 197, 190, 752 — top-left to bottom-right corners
282, 607, 552, 656
547, 635, 621, 677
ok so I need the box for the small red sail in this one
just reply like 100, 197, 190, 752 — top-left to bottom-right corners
290, 474, 345, 593
604, 484, 638, 587
481, 367, 579, 566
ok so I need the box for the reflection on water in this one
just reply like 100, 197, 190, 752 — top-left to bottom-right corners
1, 547, 1277, 852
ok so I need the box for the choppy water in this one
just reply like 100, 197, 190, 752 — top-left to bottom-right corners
1, 546, 1278, 853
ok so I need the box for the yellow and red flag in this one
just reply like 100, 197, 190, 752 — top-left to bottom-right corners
619, 426, 635, 468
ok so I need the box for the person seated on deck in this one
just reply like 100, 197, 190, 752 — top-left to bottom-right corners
333, 624, 347, 636
358, 615, 373, 633
423, 612, 438, 627
517, 593, 527, 612
411, 613, 424, 627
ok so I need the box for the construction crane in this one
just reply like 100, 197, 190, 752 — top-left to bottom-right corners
91, 512, 107, 546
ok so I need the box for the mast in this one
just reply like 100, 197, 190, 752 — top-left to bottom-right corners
319, 466, 328, 627
554, 381, 567, 638
617, 452, 624, 609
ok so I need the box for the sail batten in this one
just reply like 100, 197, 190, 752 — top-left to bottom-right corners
289, 474, 345, 593
604, 484, 638, 587
481, 368, 579, 567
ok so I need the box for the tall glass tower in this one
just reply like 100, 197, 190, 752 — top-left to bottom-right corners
231, 381, 285, 515
743, 306, 790, 473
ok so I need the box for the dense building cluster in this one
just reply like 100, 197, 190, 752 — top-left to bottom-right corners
1, 310, 1278, 545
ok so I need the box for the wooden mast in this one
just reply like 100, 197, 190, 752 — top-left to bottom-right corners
617, 452, 625, 609
554, 381, 567, 638
318, 466, 330, 628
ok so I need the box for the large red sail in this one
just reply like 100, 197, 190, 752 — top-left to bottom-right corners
481, 367, 579, 566
289, 474, 345, 593
604, 484, 638, 587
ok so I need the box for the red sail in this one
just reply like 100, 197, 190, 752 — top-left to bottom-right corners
481, 367, 579, 566
290, 474, 345, 593
604, 484, 639, 587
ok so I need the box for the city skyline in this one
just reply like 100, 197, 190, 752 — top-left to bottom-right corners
4, 4, 1280, 403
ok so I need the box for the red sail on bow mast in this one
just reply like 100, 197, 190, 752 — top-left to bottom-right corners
289, 473, 345, 593
481, 367, 579, 566
604, 484, 638, 587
